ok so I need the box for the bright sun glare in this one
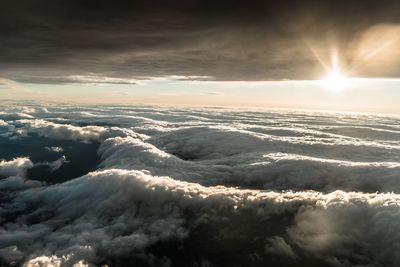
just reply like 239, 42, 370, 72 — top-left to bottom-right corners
323, 70, 348, 91
321, 49, 350, 91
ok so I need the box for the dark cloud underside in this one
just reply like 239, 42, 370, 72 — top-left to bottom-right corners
1, 0, 400, 83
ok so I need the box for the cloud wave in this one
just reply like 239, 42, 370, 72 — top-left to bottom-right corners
0, 104, 400, 266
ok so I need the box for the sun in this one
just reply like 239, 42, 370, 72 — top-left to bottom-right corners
322, 70, 348, 91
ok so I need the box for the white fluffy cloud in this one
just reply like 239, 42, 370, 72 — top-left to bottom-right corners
0, 157, 34, 177
0, 156, 69, 180
97, 135, 400, 193
12, 119, 145, 143
16, 119, 107, 142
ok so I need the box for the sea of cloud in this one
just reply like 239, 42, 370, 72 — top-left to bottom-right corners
0, 103, 400, 267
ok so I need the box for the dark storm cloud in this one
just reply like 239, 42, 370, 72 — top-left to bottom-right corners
1, 0, 400, 83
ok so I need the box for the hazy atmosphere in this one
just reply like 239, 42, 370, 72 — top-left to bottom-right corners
1, 1, 400, 267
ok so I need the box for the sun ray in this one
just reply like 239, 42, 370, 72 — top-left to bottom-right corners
321, 49, 350, 91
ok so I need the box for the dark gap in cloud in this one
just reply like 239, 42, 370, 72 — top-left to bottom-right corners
0, 135, 101, 183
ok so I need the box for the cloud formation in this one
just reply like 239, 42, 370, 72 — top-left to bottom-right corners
34, 156, 69, 172
0, 157, 34, 178
0, 104, 400, 266
2, 0, 400, 83
2, 169, 400, 266
45, 146, 64, 153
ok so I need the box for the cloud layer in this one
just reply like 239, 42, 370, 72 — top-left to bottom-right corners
0, 104, 400, 266
2, 0, 400, 82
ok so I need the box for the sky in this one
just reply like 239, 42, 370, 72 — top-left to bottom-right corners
1, 0, 400, 113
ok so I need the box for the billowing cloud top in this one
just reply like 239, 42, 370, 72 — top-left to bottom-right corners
2, 0, 400, 83
0, 104, 400, 266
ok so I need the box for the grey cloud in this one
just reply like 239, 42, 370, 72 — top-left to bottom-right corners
47, 156, 69, 172
45, 146, 64, 153
0, 113, 34, 120
35, 156, 69, 172
2, 1, 400, 82
1, 169, 400, 266
0, 175, 42, 194
266, 236, 297, 259
286, 203, 400, 266
10, 74, 140, 85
